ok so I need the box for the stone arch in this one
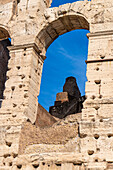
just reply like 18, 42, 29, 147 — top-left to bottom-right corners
36, 6, 90, 113
36, 13, 89, 55
0, 26, 10, 40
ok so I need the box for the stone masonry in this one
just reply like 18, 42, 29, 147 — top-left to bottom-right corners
0, 0, 113, 169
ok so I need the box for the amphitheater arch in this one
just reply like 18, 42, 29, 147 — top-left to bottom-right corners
36, 10, 90, 111
36, 12, 89, 55
0, 26, 10, 40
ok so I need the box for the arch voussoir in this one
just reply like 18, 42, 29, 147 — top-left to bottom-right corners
36, 14, 89, 55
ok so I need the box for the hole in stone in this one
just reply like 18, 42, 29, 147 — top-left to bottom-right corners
27, 119, 31, 123
12, 114, 17, 118
42, 162, 45, 166
94, 106, 100, 110
24, 93, 28, 98
24, 90, 28, 92
29, 76, 31, 78
12, 153, 18, 158
4, 154, 11, 158
3, 162, 5, 165
100, 55, 105, 59
100, 119, 103, 122
48, 165, 50, 167
16, 66, 20, 70
56, 163, 61, 166
92, 118, 95, 122
95, 159, 98, 162
9, 162, 12, 166
99, 95, 102, 99
11, 86, 15, 91
35, 69, 37, 73
17, 165, 22, 169
6, 141, 12, 147
80, 134, 87, 138
73, 162, 82, 166
94, 80, 101, 84
91, 95, 96, 100
21, 75, 25, 79
96, 67, 99, 71
19, 84, 22, 88
88, 150, 94, 155
108, 134, 113, 138
94, 134, 99, 139
24, 53, 26, 56
32, 164, 39, 168
24, 48, 26, 51
96, 148, 100, 152
13, 103, 17, 108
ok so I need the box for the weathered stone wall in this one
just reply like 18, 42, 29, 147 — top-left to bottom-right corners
0, 0, 113, 169
19, 114, 80, 155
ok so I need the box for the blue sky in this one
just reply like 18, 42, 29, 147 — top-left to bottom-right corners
38, 0, 89, 111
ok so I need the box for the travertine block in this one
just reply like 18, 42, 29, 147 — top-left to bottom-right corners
98, 104, 113, 118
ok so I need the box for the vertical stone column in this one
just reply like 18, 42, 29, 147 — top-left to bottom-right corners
2, 43, 44, 123
80, 31, 113, 164
82, 31, 113, 121
0, 43, 44, 165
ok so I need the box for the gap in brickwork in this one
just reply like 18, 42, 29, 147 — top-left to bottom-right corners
39, 29, 89, 111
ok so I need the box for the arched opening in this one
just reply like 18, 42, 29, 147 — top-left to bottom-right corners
36, 12, 89, 119
0, 27, 11, 107
0, 27, 10, 40
39, 29, 89, 111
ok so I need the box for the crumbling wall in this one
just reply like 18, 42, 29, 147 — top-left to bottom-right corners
19, 114, 80, 155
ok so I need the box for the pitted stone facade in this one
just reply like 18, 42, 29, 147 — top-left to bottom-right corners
0, 0, 113, 169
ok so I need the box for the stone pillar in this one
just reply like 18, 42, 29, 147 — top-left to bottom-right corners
80, 31, 113, 163
0, 43, 44, 162
82, 31, 113, 121
2, 43, 44, 123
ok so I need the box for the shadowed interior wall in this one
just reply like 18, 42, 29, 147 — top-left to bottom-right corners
0, 39, 11, 99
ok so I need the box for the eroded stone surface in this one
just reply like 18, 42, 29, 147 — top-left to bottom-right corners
0, 0, 113, 169
19, 114, 80, 155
